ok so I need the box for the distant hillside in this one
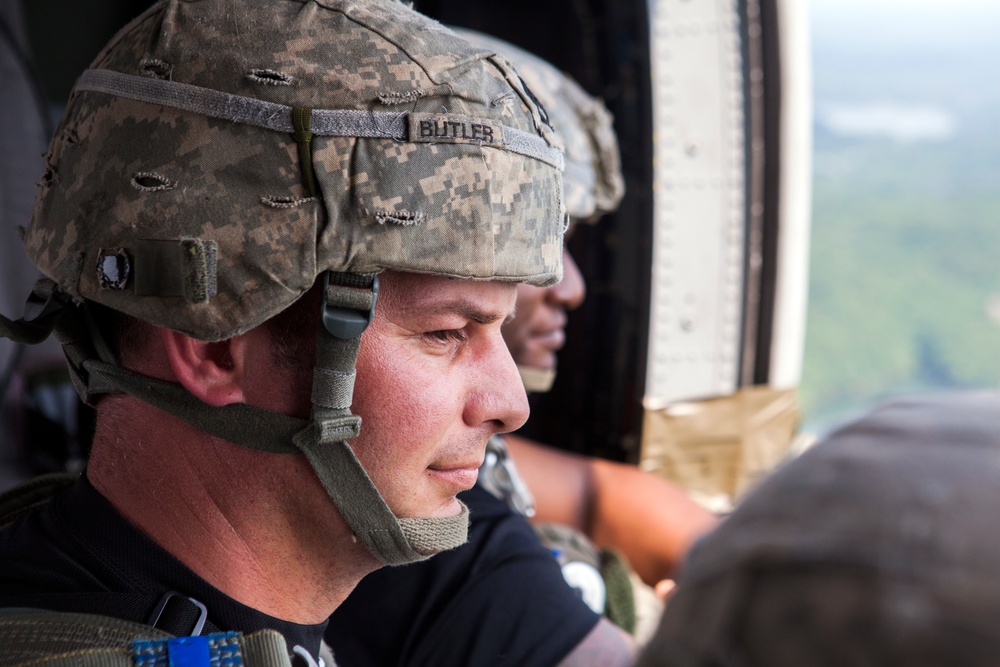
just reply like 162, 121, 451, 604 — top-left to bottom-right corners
802, 5, 1000, 430
800, 39, 1000, 432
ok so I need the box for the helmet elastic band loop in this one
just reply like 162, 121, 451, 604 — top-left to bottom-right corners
0, 281, 311, 450
291, 107, 318, 198
73, 69, 564, 170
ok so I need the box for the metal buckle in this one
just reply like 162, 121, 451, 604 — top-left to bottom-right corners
148, 591, 208, 636
480, 436, 537, 518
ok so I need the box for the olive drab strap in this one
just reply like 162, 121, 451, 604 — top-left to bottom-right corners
0, 473, 77, 528
291, 272, 470, 566
0, 276, 469, 566
81, 361, 308, 454
0, 280, 309, 453
74, 68, 565, 171
0, 279, 101, 404
0, 609, 298, 667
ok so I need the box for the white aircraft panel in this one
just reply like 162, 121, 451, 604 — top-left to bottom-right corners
646, 0, 746, 405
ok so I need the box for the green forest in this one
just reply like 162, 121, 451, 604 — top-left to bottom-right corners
799, 42, 1000, 432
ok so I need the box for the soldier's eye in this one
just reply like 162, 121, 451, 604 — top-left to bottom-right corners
425, 329, 467, 344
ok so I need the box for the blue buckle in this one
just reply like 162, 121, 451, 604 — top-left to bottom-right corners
133, 632, 242, 667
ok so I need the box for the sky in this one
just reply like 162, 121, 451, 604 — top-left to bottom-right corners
808, 0, 1000, 126
809, 0, 1000, 53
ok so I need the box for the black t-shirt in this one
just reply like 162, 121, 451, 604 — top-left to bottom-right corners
0, 475, 326, 658
326, 485, 600, 666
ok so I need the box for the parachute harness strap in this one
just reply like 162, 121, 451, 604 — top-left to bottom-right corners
292, 271, 469, 565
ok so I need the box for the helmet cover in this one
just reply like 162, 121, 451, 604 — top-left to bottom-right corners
27, 0, 566, 342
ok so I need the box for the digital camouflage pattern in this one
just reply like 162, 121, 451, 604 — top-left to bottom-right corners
639, 392, 1000, 667
26, 0, 565, 341
455, 28, 625, 222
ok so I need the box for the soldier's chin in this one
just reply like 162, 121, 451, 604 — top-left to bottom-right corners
518, 365, 556, 393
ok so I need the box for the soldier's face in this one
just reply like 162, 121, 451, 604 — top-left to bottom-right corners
348, 271, 529, 519
501, 248, 586, 373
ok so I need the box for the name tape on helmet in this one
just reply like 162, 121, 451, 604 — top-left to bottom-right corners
408, 113, 505, 146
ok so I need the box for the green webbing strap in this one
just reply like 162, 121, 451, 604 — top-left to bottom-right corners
600, 548, 638, 635
239, 630, 296, 666
60, 303, 114, 406
0, 472, 77, 528
83, 359, 305, 454
294, 433, 423, 565
76, 68, 565, 170
296, 274, 409, 561
0, 280, 331, 457
293, 427, 469, 565
0, 309, 57, 346
398, 509, 470, 555
0, 279, 100, 405
294, 273, 469, 565
0, 609, 170, 667
0, 609, 294, 667
2, 276, 469, 565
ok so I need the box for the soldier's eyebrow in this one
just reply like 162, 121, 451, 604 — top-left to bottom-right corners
404, 298, 516, 326
445, 301, 514, 325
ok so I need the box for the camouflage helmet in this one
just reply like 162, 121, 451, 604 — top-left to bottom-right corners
28, 0, 565, 342
4, 0, 567, 567
453, 28, 624, 222
639, 392, 1000, 667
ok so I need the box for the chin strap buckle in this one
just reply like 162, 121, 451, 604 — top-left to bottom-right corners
321, 272, 379, 340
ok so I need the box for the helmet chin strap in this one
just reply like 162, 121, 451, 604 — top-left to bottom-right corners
0, 276, 469, 567
290, 271, 469, 566
517, 364, 556, 393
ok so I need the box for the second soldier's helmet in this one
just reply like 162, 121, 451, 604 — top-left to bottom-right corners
4, 0, 566, 566
454, 28, 625, 223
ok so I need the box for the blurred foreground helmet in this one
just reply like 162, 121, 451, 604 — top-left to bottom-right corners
454, 28, 624, 223
1, 0, 566, 566
640, 392, 1000, 667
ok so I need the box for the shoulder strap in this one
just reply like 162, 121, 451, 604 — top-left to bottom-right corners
0, 472, 77, 527
0, 477, 221, 637
1, 591, 221, 637
0, 608, 295, 667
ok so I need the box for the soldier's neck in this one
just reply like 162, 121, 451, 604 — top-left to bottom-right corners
88, 396, 381, 623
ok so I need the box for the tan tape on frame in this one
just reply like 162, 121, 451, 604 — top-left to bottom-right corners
639, 386, 803, 513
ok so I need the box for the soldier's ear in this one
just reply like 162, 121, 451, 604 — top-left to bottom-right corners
160, 329, 247, 407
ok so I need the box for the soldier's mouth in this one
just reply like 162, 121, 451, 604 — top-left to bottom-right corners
426, 466, 480, 491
